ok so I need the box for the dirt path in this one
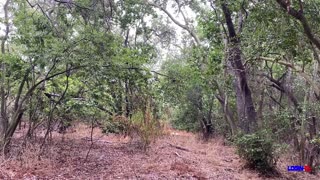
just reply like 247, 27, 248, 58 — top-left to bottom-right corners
0, 124, 319, 179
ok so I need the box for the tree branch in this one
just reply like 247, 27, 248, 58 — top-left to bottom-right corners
221, 1, 239, 43
147, 2, 200, 45
53, 0, 92, 10
259, 56, 320, 97
26, 0, 60, 35
275, 0, 320, 50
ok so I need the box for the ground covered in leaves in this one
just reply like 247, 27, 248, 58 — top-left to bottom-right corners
0, 123, 319, 179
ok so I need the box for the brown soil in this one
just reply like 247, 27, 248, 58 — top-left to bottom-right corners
0, 123, 319, 180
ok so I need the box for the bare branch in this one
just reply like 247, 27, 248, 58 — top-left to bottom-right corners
259, 56, 320, 96
146, 1, 200, 45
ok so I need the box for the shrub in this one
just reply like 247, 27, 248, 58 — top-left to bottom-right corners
130, 108, 162, 151
236, 130, 277, 174
102, 116, 129, 134
171, 107, 200, 132
263, 111, 292, 143
101, 107, 162, 151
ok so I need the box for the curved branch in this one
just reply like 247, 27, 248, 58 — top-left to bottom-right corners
147, 2, 200, 45
20, 65, 86, 107
275, 0, 320, 50
259, 56, 320, 97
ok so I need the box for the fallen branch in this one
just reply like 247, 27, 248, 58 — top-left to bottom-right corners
167, 143, 190, 152
81, 137, 112, 144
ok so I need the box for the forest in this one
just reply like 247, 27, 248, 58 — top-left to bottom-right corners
1, 0, 320, 179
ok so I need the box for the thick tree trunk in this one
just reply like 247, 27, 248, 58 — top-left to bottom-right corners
230, 46, 257, 133
2, 111, 24, 151
221, 2, 257, 133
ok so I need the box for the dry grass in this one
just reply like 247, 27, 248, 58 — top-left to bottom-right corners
0, 123, 319, 179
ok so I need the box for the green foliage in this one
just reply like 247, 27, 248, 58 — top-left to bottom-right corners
101, 104, 163, 151
3, 0, 320, 170
236, 130, 277, 174
171, 105, 199, 132
263, 111, 292, 143
197, 11, 222, 45
102, 116, 128, 134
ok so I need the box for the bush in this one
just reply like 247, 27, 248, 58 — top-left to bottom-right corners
171, 107, 200, 132
263, 111, 292, 143
130, 108, 162, 151
236, 130, 277, 174
101, 107, 162, 151
102, 116, 129, 134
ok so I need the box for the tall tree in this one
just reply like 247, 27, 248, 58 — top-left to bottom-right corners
220, 1, 257, 133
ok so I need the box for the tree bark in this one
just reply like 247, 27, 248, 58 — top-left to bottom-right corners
0, 0, 10, 146
221, 2, 257, 133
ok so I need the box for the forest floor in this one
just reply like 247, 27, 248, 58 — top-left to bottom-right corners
0, 123, 319, 180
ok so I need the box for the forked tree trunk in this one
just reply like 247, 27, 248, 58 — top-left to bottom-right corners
214, 80, 237, 135
221, 2, 257, 133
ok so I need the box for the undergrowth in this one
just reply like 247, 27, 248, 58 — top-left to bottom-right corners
103, 107, 163, 151
236, 130, 279, 176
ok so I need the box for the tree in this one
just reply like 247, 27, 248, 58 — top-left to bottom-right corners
220, 1, 257, 133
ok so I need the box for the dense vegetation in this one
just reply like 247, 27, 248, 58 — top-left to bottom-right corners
1, 0, 320, 176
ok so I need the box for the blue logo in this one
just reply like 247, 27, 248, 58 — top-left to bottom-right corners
287, 166, 304, 171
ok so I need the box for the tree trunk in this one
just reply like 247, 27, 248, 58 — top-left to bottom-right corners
0, 0, 10, 148
221, 2, 257, 133
125, 79, 130, 118
305, 45, 320, 169
257, 88, 265, 125
198, 92, 213, 140
215, 80, 237, 135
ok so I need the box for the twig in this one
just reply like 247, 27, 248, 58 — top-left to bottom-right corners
174, 151, 182, 157
85, 118, 95, 161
